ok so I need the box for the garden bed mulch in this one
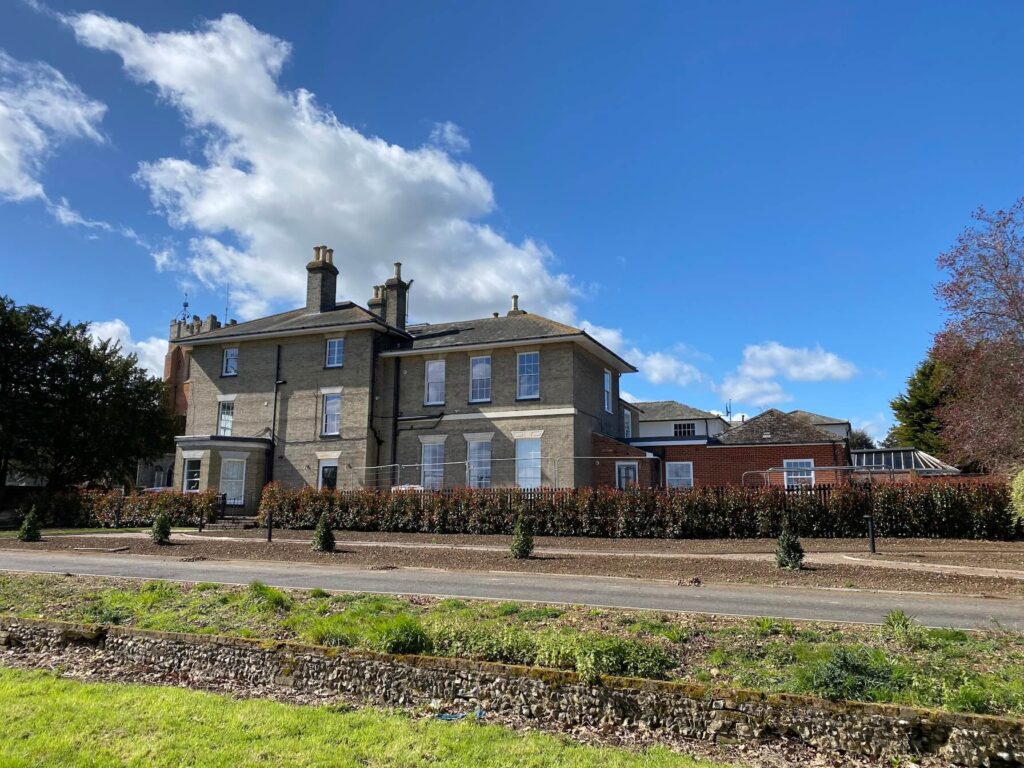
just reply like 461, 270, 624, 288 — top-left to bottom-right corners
3, 535, 1024, 596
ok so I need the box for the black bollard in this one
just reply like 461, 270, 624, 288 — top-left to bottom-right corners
865, 515, 876, 555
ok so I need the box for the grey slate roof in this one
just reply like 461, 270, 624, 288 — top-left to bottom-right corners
181, 303, 385, 343
634, 401, 722, 422
788, 409, 850, 427
401, 313, 636, 371
405, 314, 582, 350
714, 409, 845, 445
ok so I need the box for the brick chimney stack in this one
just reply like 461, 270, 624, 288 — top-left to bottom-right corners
383, 262, 408, 330
306, 244, 338, 313
367, 284, 386, 318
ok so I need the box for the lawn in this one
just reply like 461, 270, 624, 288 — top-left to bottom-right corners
2, 573, 1024, 716
0, 667, 724, 768
0, 527, 146, 537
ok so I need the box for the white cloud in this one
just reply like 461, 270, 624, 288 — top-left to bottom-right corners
854, 412, 892, 444
0, 50, 105, 202
737, 341, 858, 382
719, 375, 791, 406
581, 321, 704, 388
428, 120, 470, 154
719, 341, 857, 407
67, 12, 576, 322
88, 319, 167, 377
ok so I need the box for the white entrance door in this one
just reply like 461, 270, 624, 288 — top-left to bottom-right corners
615, 461, 639, 489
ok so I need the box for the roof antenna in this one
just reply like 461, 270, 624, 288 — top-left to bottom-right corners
224, 285, 230, 321
724, 399, 732, 421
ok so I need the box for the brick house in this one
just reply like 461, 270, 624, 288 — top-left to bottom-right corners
628, 404, 851, 488
167, 247, 639, 511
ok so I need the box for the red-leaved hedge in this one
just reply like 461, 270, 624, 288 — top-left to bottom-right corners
255, 481, 1019, 540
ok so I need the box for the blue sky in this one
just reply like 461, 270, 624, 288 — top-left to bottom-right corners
3, 1, 1024, 439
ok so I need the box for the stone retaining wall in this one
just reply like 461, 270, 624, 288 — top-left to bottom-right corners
1, 616, 1021, 767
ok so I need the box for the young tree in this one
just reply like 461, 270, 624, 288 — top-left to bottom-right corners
931, 200, 1024, 471
847, 428, 876, 450
887, 357, 947, 456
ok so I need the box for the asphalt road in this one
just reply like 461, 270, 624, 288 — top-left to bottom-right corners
1, 549, 1021, 630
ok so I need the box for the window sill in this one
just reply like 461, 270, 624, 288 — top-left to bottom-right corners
515, 396, 541, 402
468, 399, 491, 405
324, 365, 344, 370
423, 402, 445, 407
220, 373, 238, 378
320, 433, 341, 439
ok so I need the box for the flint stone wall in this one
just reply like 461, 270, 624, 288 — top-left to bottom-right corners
1, 617, 1021, 767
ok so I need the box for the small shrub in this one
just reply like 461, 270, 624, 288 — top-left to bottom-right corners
247, 580, 291, 611
775, 528, 804, 570
796, 646, 898, 701
17, 507, 42, 542
375, 615, 431, 654
311, 512, 335, 553
510, 516, 534, 559
150, 513, 172, 545
1012, 469, 1024, 527
308, 588, 331, 599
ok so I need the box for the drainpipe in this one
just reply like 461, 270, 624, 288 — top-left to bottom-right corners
266, 344, 286, 484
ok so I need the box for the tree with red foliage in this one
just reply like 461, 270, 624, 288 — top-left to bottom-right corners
932, 200, 1024, 473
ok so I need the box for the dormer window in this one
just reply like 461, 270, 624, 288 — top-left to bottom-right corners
673, 422, 696, 438
222, 348, 238, 377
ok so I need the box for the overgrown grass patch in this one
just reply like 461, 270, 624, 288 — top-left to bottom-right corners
2, 574, 1023, 715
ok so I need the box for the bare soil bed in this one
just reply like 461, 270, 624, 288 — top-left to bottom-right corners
4, 535, 1024, 596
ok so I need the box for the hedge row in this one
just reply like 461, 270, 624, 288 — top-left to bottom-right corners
256, 481, 1020, 540
21, 490, 221, 528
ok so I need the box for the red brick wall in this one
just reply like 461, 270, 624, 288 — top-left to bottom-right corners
650, 442, 850, 487
591, 433, 655, 488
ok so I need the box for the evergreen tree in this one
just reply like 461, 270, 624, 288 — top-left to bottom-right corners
311, 512, 335, 552
848, 428, 876, 450
887, 357, 947, 456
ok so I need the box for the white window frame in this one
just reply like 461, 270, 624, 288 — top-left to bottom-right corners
221, 347, 238, 377
615, 460, 639, 490
421, 442, 445, 489
424, 359, 446, 405
317, 458, 339, 490
182, 459, 201, 493
783, 459, 815, 487
515, 437, 542, 489
603, 369, 613, 413
665, 461, 694, 489
216, 401, 234, 437
673, 422, 696, 438
469, 355, 492, 403
322, 393, 341, 436
219, 458, 246, 506
467, 439, 492, 488
623, 409, 632, 439
325, 338, 345, 368
516, 351, 540, 400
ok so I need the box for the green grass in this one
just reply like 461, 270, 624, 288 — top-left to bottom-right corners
2, 573, 1024, 716
0, 668, 724, 768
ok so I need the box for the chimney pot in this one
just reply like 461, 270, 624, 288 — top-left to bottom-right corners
507, 294, 526, 316
492, 312, 499, 318
394, 262, 402, 280
306, 243, 339, 312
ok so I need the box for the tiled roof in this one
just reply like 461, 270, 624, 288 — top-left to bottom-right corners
714, 409, 845, 445
405, 314, 582, 350
788, 409, 850, 427
634, 401, 722, 421
181, 303, 385, 343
